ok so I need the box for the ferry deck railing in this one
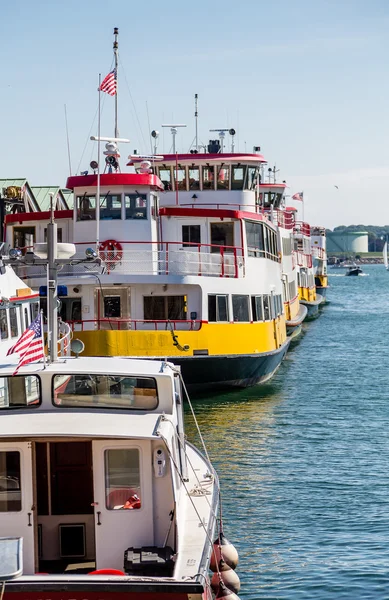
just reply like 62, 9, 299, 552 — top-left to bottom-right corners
68, 318, 203, 332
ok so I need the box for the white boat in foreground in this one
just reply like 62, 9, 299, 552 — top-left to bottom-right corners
0, 355, 224, 600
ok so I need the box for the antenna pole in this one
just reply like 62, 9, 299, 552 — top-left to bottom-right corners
96, 74, 102, 251
195, 93, 198, 152
113, 27, 119, 139
47, 194, 58, 363
64, 104, 72, 176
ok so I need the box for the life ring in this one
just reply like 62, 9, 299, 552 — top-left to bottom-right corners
99, 239, 123, 268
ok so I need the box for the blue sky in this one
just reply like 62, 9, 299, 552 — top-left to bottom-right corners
1, 0, 388, 228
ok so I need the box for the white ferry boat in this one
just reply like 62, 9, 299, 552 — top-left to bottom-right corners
4, 152, 293, 391
311, 226, 329, 300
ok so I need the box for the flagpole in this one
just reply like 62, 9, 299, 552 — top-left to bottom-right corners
113, 27, 119, 139
96, 74, 101, 252
40, 309, 47, 369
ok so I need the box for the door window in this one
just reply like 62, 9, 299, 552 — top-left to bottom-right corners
0, 451, 21, 512
9, 307, 18, 338
182, 225, 201, 247
0, 310, 8, 340
105, 448, 141, 510
210, 223, 234, 253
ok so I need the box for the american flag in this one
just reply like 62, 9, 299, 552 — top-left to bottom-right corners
99, 69, 117, 96
7, 315, 45, 375
292, 192, 304, 201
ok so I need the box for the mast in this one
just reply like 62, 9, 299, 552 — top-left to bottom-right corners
194, 93, 198, 152
114, 27, 119, 139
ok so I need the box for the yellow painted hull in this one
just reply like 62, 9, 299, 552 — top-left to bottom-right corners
75, 319, 288, 358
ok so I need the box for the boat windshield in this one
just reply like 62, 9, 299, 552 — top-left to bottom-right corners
52, 374, 158, 410
0, 376, 40, 409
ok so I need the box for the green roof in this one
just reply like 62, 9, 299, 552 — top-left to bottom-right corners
61, 188, 74, 209
0, 178, 28, 190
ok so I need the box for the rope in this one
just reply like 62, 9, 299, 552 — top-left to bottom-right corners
157, 431, 222, 579
118, 56, 147, 150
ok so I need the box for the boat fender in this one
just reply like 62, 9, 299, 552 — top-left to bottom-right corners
210, 533, 239, 571
211, 570, 241, 594
215, 580, 241, 600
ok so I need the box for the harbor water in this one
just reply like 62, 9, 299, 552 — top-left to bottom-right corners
185, 265, 389, 599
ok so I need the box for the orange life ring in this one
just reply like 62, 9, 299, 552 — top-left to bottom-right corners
99, 239, 123, 266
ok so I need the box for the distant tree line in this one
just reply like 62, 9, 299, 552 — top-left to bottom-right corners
326, 225, 389, 252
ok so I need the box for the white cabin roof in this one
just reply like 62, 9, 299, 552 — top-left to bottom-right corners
0, 410, 161, 440
0, 356, 176, 377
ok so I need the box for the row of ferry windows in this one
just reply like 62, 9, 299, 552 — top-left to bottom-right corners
184, 222, 280, 260
76, 194, 157, 222
0, 302, 39, 341
0, 448, 141, 513
156, 165, 260, 192
208, 293, 283, 322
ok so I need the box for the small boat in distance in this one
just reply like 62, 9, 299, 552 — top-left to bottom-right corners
383, 241, 388, 271
345, 265, 363, 276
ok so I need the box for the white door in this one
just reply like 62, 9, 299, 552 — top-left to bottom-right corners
0, 443, 35, 574
92, 440, 154, 570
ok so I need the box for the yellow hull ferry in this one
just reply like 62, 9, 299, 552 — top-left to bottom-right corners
293, 217, 324, 319
4, 31, 290, 391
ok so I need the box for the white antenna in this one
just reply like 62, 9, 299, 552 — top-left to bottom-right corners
162, 124, 186, 153
128, 154, 163, 161
210, 128, 236, 153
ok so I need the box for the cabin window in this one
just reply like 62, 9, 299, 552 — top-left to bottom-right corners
159, 167, 172, 191
217, 166, 230, 190
246, 222, 265, 257
53, 375, 158, 410
188, 167, 200, 190
0, 310, 8, 340
100, 194, 122, 220
175, 168, 187, 191
144, 296, 186, 320
104, 296, 121, 318
0, 451, 21, 512
210, 222, 234, 253
44, 228, 62, 242
231, 166, 246, 190
246, 167, 258, 190
232, 295, 250, 322
13, 226, 35, 254
125, 194, 147, 219
0, 376, 41, 409
77, 195, 96, 221
9, 307, 18, 338
105, 449, 141, 510
24, 307, 29, 329
263, 295, 271, 320
30, 302, 39, 322
251, 296, 264, 321
182, 225, 201, 247
208, 295, 229, 322
59, 298, 82, 322
202, 166, 215, 190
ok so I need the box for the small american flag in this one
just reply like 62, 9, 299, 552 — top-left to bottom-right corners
7, 315, 45, 375
292, 192, 304, 201
99, 69, 117, 96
